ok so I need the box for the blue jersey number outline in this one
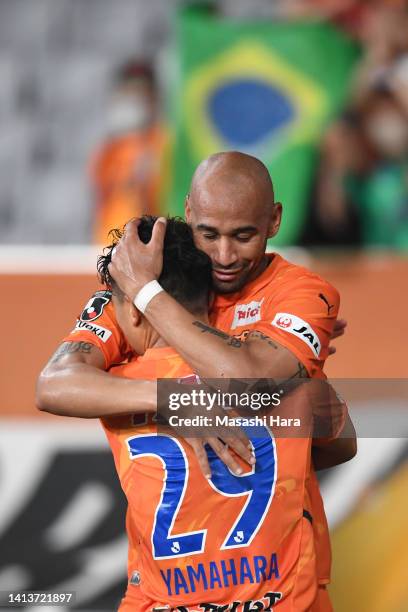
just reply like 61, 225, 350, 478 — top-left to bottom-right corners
127, 425, 276, 559
206, 426, 276, 549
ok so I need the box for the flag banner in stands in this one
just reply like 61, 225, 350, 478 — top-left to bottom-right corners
168, 5, 359, 245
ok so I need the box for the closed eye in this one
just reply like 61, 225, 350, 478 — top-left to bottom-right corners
235, 233, 255, 242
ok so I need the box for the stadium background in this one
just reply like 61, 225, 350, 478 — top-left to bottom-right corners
0, 1, 407, 611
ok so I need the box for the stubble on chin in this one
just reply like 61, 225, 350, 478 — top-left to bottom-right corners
212, 275, 248, 295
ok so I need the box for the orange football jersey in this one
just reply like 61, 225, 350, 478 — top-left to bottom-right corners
103, 347, 321, 611
62, 253, 340, 592
208, 254, 340, 589
63, 289, 133, 368
209, 254, 339, 380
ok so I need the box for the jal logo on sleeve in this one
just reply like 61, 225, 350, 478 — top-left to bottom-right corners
275, 315, 292, 328
80, 291, 111, 322
231, 298, 264, 329
272, 312, 321, 357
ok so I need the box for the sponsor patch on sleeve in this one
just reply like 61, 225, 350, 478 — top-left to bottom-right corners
271, 312, 321, 357
80, 291, 111, 322
72, 320, 112, 343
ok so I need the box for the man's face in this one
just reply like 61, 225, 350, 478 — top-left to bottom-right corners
186, 186, 281, 294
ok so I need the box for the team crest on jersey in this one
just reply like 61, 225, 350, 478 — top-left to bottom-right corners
231, 299, 264, 329
80, 291, 111, 322
272, 312, 321, 357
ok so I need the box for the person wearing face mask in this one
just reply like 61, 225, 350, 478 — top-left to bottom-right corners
358, 86, 408, 248
312, 83, 408, 250
91, 60, 168, 244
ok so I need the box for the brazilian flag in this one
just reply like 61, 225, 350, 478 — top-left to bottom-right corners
167, 5, 359, 245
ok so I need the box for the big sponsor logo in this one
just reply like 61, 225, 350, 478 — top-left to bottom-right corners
231, 299, 264, 330
271, 313, 321, 357
73, 320, 112, 342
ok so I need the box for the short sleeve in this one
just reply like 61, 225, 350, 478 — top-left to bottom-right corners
254, 277, 340, 377
61, 290, 130, 369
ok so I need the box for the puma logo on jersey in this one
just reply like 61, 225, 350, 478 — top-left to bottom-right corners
318, 293, 335, 314
272, 313, 321, 357
232, 299, 264, 329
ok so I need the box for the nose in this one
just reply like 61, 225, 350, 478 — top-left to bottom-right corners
213, 237, 239, 269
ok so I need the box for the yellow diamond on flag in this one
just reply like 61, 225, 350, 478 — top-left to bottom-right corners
183, 40, 329, 160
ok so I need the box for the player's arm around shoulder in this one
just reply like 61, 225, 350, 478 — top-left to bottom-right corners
252, 273, 357, 469
188, 275, 341, 381
311, 383, 357, 470
242, 274, 341, 381
36, 291, 156, 418
36, 339, 103, 416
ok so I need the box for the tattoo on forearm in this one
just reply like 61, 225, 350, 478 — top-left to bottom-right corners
288, 362, 309, 379
49, 341, 93, 364
246, 330, 308, 378
191, 322, 308, 380
192, 321, 243, 348
247, 330, 279, 349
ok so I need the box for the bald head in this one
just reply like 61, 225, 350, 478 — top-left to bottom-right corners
185, 151, 282, 294
190, 151, 275, 210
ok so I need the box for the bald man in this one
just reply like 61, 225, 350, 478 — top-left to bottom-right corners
38, 152, 349, 611
108, 152, 342, 384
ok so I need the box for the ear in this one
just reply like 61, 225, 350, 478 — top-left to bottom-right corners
185, 194, 191, 223
267, 203, 283, 239
125, 296, 142, 327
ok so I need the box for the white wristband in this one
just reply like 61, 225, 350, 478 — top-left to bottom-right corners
133, 280, 163, 313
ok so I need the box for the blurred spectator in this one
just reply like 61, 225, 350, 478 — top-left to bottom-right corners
314, 83, 408, 249
91, 59, 168, 244
354, 1, 408, 100
305, 1, 408, 250
390, 54, 408, 115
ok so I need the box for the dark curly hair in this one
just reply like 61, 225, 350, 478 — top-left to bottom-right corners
97, 216, 212, 315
